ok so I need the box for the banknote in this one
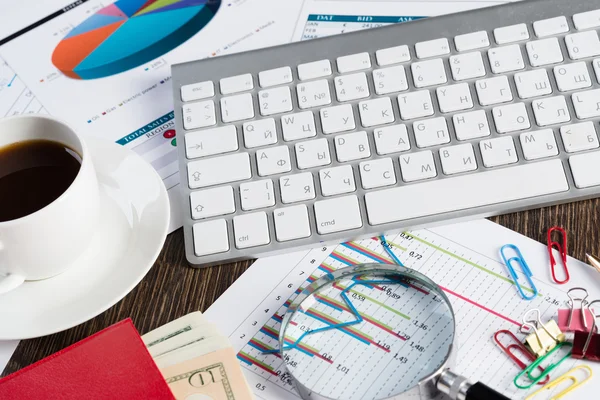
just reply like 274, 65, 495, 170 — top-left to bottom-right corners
143, 311, 206, 348
160, 347, 253, 400
154, 336, 232, 369
148, 323, 221, 358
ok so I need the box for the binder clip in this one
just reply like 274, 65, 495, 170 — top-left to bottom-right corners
493, 330, 549, 385
514, 341, 573, 389
500, 244, 538, 300
558, 287, 593, 332
547, 226, 569, 284
521, 309, 565, 357
525, 365, 592, 400
572, 299, 600, 360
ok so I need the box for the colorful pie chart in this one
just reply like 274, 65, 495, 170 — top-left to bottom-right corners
51, 0, 221, 80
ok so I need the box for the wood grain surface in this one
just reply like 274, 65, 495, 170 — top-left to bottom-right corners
3, 199, 600, 377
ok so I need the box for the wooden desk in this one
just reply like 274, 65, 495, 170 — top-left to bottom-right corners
3, 200, 600, 376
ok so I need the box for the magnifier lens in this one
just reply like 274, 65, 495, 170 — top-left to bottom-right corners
281, 266, 455, 400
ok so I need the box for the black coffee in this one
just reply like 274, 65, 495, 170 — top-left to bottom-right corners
0, 139, 81, 222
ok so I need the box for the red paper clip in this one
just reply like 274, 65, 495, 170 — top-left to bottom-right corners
547, 226, 569, 284
493, 330, 549, 385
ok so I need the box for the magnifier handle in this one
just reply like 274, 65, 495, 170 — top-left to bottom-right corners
466, 382, 511, 400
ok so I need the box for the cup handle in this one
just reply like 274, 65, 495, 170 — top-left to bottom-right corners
0, 240, 25, 294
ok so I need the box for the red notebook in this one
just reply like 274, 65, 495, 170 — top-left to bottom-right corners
0, 319, 174, 400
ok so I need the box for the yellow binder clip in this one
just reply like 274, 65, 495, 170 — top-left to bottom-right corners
521, 309, 565, 357
525, 365, 592, 400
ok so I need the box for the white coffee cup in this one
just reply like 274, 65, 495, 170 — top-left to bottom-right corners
0, 115, 100, 294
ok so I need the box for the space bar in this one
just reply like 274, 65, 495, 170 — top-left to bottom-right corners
365, 160, 569, 225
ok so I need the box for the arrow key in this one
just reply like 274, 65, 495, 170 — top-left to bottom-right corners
190, 186, 235, 220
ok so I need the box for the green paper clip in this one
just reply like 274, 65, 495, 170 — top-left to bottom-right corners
514, 341, 573, 389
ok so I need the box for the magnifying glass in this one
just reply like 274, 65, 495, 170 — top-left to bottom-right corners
277, 263, 510, 400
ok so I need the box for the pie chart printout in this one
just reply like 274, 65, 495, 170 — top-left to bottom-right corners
51, 0, 221, 79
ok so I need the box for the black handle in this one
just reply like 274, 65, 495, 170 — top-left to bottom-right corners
466, 382, 512, 400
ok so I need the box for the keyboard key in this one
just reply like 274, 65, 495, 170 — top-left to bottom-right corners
259, 66, 292, 87
560, 122, 600, 153
295, 138, 331, 169
185, 125, 238, 159
374, 124, 411, 154
526, 38, 564, 66
220, 93, 254, 123
359, 97, 395, 127
220, 73, 253, 95
534, 16, 569, 37
399, 150, 436, 182
573, 89, 600, 119
314, 195, 362, 234
480, 136, 518, 167
494, 23, 529, 44
319, 165, 356, 196
437, 83, 474, 113
492, 103, 530, 133
193, 219, 229, 256
320, 104, 355, 134
453, 110, 490, 140
412, 59, 447, 88
365, 160, 568, 225
476, 76, 513, 106
259, 86, 292, 116
297, 79, 331, 109
454, 31, 490, 52
594, 59, 600, 83
573, 9, 600, 30
398, 90, 434, 120
414, 117, 450, 148
565, 31, 600, 60
274, 205, 311, 242
334, 131, 371, 162
256, 145, 291, 176
181, 81, 214, 102
337, 52, 371, 73
450, 52, 486, 81
570, 151, 600, 188
440, 143, 477, 175
240, 179, 275, 211
282, 111, 316, 141
415, 38, 450, 59
280, 172, 316, 203
376, 45, 411, 65
183, 100, 216, 130
243, 118, 277, 148
515, 69, 553, 99
554, 62, 592, 92
520, 129, 559, 160
188, 153, 251, 189
373, 66, 408, 95
359, 158, 396, 189
298, 60, 332, 80
334, 72, 369, 101
489, 45, 525, 73
234, 212, 270, 249
190, 186, 235, 220
532, 96, 571, 126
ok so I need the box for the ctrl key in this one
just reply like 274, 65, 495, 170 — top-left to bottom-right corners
193, 219, 229, 256
234, 212, 271, 249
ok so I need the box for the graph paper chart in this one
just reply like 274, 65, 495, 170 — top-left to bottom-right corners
0, 59, 47, 117
216, 223, 595, 400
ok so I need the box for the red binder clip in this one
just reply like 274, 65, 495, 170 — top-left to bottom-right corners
493, 330, 549, 385
547, 226, 569, 284
573, 300, 600, 361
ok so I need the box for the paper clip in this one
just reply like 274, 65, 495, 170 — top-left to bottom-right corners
573, 299, 600, 360
493, 330, 549, 385
514, 341, 573, 389
521, 309, 564, 357
558, 287, 590, 332
525, 365, 592, 400
548, 227, 569, 284
500, 244, 538, 300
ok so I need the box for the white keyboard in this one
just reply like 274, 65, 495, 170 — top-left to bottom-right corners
173, 0, 600, 267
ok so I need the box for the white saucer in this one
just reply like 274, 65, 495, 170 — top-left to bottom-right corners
0, 137, 170, 340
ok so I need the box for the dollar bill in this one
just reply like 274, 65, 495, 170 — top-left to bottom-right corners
143, 311, 206, 348
159, 347, 253, 400
148, 323, 221, 358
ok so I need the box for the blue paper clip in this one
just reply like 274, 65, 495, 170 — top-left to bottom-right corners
500, 244, 538, 300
